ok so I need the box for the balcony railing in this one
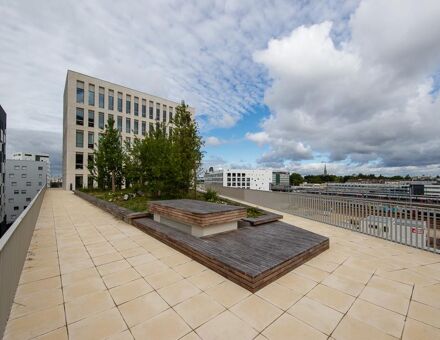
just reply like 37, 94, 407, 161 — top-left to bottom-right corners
206, 185, 440, 253
0, 186, 46, 338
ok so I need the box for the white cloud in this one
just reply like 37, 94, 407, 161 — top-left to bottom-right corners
205, 136, 223, 146
251, 0, 440, 170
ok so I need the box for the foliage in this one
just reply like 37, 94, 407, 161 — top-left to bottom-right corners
88, 117, 123, 192
289, 173, 304, 186
204, 188, 219, 202
246, 207, 263, 218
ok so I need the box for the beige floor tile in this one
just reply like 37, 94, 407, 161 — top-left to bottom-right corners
196, 310, 258, 340
187, 269, 225, 290
34, 326, 68, 340
256, 282, 302, 310
180, 332, 201, 340
11, 288, 63, 319
92, 252, 124, 266
402, 318, 440, 340
359, 286, 410, 315
158, 279, 201, 306
130, 309, 191, 340
60, 258, 95, 274
288, 296, 343, 335
63, 276, 107, 301
4, 305, 65, 339
174, 261, 207, 278
348, 299, 405, 338
332, 264, 373, 284
126, 253, 156, 266
107, 329, 134, 340
367, 275, 413, 299
103, 267, 141, 288
306, 257, 340, 272
66, 290, 115, 324
146, 269, 183, 289
174, 293, 225, 328
119, 246, 149, 258
19, 266, 60, 284
109, 278, 153, 305
408, 301, 440, 329
379, 268, 438, 287
293, 264, 329, 282
332, 316, 397, 340
322, 273, 365, 297
412, 283, 440, 308
230, 295, 282, 332
161, 253, 192, 268
97, 259, 131, 276
307, 284, 355, 313
205, 280, 250, 308
61, 267, 100, 286
118, 291, 169, 327
15, 276, 61, 297
68, 307, 127, 340
263, 313, 327, 340
135, 260, 169, 277
276, 272, 317, 294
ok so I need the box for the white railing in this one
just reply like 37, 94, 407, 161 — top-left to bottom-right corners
0, 186, 46, 338
206, 185, 440, 253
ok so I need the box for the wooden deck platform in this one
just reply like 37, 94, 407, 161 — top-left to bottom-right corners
132, 217, 329, 292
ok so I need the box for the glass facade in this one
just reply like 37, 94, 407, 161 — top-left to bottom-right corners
117, 116, 122, 132
88, 84, 95, 106
142, 99, 146, 117
75, 153, 83, 169
76, 81, 84, 103
108, 90, 114, 110
149, 101, 154, 119
99, 87, 105, 108
117, 92, 123, 112
88, 132, 94, 149
126, 95, 131, 114
88, 110, 94, 127
134, 97, 139, 116
76, 108, 84, 125
76, 130, 83, 148
142, 121, 146, 135
99, 112, 104, 129
134, 120, 138, 134
126, 118, 131, 133
163, 105, 167, 122
156, 104, 160, 120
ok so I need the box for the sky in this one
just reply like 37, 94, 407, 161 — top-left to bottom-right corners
1, 0, 440, 177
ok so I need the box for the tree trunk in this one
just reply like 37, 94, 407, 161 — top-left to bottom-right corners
111, 171, 115, 193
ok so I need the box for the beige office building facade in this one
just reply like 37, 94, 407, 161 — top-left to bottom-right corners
63, 70, 194, 190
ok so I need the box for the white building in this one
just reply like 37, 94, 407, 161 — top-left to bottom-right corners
63, 70, 195, 190
204, 168, 284, 191
0, 105, 6, 235
11, 152, 51, 187
5, 159, 48, 224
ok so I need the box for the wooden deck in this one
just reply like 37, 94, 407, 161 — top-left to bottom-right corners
132, 217, 329, 292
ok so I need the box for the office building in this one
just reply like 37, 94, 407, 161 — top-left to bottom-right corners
63, 70, 195, 190
5, 159, 47, 224
0, 106, 6, 236
11, 152, 51, 187
271, 171, 290, 191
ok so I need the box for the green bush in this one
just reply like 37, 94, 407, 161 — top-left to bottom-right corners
204, 189, 219, 202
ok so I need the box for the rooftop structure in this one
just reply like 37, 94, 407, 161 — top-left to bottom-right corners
11, 152, 50, 188
63, 70, 195, 191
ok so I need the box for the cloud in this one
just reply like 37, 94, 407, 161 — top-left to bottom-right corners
204, 136, 223, 146
251, 0, 440, 170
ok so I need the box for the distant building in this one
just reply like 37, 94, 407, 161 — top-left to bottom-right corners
0, 106, 6, 236
5, 159, 47, 225
270, 171, 291, 191
11, 152, 50, 187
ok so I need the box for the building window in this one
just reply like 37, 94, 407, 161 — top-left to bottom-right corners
76, 108, 84, 126
88, 132, 94, 149
39, 174, 42, 178
21, 173, 27, 178
22, 165, 27, 170
38, 182, 42, 186
99, 87, 105, 108
134, 120, 139, 134
99, 112, 105, 129
141, 121, 146, 135
134, 97, 139, 116
163, 105, 167, 122
21, 190, 26, 194
88, 84, 95, 106
117, 92, 123, 112
126, 118, 131, 133
142, 99, 146, 117
76, 130, 84, 148
117, 116, 122, 132
26, 182, 31, 186
108, 114, 114, 123
87, 176, 94, 188
75, 175, 83, 189
88, 110, 94, 127
14, 206, 19, 211
108, 89, 114, 110
76, 81, 84, 103
8, 198, 13, 203
14, 190, 18, 194
156, 104, 160, 120
169, 107, 173, 122
26, 197, 31, 202
149, 101, 154, 119
38, 166, 43, 170
149, 122, 154, 134
125, 94, 131, 114
75, 153, 83, 169
14, 165, 19, 170
9, 173, 14, 178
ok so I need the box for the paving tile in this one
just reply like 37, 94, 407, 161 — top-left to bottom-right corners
187, 269, 225, 290
196, 310, 258, 340
378, 268, 438, 287
68, 307, 127, 340
65, 290, 115, 324
11, 288, 63, 319
15, 276, 61, 297
174, 261, 207, 278
135, 260, 169, 277
106, 330, 134, 340
367, 275, 413, 299
332, 316, 397, 340
407, 300, 440, 329
174, 293, 225, 328
126, 253, 156, 266
34, 326, 68, 340
97, 259, 131, 276
359, 286, 410, 315
412, 283, 440, 308
146, 269, 183, 289
276, 272, 317, 294
118, 291, 169, 327
180, 332, 202, 340
109, 278, 153, 305
92, 252, 124, 266
102, 267, 141, 288
288, 296, 343, 335
205, 280, 250, 308
293, 264, 329, 282
63, 276, 107, 302
262, 313, 327, 340
402, 318, 440, 340
256, 282, 302, 310
119, 246, 149, 258
130, 309, 191, 340
61, 267, 100, 286
158, 279, 201, 306
332, 264, 373, 284
307, 284, 355, 313
230, 295, 282, 332
322, 273, 365, 297
161, 253, 192, 268
348, 299, 405, 338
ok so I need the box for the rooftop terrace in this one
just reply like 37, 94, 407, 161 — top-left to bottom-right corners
3, 189, 440, 339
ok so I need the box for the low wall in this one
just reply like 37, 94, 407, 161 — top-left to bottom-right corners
0, 186, 46, 338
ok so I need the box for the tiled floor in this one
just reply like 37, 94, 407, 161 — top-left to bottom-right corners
4, 189, 440, 340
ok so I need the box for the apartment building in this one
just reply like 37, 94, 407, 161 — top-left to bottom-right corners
11, 152, 50, 187
5, 159, 47, 224
0, 106, 6, 236
204, 168, 279, 191
63, 70, 195, 190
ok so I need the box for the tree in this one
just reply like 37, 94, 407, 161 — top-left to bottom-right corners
289, 173, 304, 186
88, 117, 124, 192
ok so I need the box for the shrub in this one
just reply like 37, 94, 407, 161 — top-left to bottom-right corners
204, 189, 219, 202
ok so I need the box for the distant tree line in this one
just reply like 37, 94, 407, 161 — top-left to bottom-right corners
88, 102, 203, 198
289, 172, 412, 186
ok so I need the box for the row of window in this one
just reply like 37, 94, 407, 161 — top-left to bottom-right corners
76, 81, 174, 119
12, 190, 29, 195
9, 197, 32, 203
12, 165, 44, 170
10, 181, 43, 186
9, 173, 43, 178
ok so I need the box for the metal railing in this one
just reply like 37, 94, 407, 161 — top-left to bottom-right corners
206, 185, 440, 253
0, 186, 46, 338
